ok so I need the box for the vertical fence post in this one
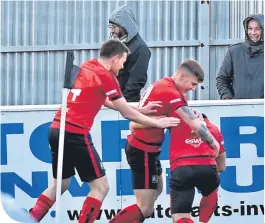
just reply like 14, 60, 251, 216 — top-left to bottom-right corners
198, 0, 210, 100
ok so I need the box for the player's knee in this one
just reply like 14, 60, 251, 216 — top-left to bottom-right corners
97, 181, 109, 196
102, 182, 110, 195
89, 176, 109, 195
93, 180, 109, 197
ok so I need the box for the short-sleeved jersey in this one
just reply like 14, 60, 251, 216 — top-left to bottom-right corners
127, 77, 187, 153
51, 59, 122, 134
169, 115, 226, 171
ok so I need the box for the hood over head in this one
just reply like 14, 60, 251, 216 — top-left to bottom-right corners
109, 5, 138, 43
242, 14, 264, 55
243, 14, 264, 45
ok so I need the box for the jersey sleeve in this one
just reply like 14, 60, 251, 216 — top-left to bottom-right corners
163, 90, 188, 111
100, 71, 123, 101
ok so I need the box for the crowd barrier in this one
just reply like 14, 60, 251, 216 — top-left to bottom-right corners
0, 99, 264, 222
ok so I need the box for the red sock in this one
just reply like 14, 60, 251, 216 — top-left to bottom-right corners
30, 194, 55, 222
78, 197, 102, 223
176, 218, 194, 223
199, 191, 218, 222
109, 204, 144, 223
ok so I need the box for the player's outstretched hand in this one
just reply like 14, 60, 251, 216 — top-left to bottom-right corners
156, 117, 180, 128
140, 101, 163, 115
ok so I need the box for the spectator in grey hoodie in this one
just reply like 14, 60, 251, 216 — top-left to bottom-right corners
216, 14, 264, 99
109, 5, 151, 102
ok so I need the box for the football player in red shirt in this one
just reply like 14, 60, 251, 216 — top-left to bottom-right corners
109, 59, 220, 223
129, 111, 226, 223
168, 111, 226, 223
29, 39, 180, 223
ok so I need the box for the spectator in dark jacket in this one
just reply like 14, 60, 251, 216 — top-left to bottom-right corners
216, 14, 264, 99
109, 5, 151, 102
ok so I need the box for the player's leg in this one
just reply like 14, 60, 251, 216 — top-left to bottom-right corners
134, 155, 163, 220
170, 166, 195, 223
109, 144, 159, 223
42, 178, 70, 201
156, 159, 163, 199
111, 189, 156, 223
30, 128, 74, 222
77, 176, 109, 223
134, 149, 161, 219
141, 158, 163, 221
195, 165, 220, 223
30, 178, 71, 222
74, 133, 108, 223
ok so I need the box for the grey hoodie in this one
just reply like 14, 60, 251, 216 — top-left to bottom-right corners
109, 4, 138, 43
216, 14, 264, 99
109, 5, 151, 102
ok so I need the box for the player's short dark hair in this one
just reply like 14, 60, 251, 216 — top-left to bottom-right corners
178, 59, 204, 82
100, 39, 130, 59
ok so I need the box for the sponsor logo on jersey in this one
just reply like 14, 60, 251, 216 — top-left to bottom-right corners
185, 137, 203, 148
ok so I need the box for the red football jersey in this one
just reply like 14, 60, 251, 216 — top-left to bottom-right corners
127, 77, 187, 152
51, 59, 122, 134
169, 115, 226, 171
